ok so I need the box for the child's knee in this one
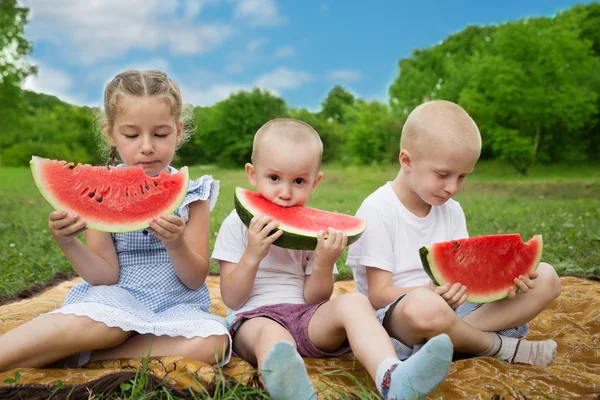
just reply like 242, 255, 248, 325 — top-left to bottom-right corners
334, 292, 371, 312
397, 289, 455, 332
537, 263, 562, 300
183, 335, 229, 363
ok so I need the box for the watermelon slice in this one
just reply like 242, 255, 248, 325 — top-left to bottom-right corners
420, 234, 543, 303
30, 156, 189, 233
234, 187, 366, 250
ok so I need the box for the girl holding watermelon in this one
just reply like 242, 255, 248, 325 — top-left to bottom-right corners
347, 100, 562, 367
212, 118, 455, 400
0, 70, 230, 372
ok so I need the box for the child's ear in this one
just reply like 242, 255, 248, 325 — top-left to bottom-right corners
104, 122, 117, 146
399, 149, 412, 171
312, 172, 323, 191
245, 163, 257, 185
176, 121, 183, 145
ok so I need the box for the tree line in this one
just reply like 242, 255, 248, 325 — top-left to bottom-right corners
1, 1, 599, 175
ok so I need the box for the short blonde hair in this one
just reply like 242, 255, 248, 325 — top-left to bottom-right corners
251, 118, 323, 167
96, 70, 194, 164
400, 100, 481, 156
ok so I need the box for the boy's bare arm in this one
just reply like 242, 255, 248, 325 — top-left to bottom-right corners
219, 255, 261, 310
303, 261, 335, 304
366, 267, 423, 309
304, 229, 346, 304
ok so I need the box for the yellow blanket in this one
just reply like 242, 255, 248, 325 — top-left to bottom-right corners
1, 276, 598, 399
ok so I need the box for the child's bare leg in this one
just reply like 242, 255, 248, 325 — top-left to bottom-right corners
463, 263, 561, 331
308, 293, 398, 375
308, 293, 453, 400
388, 287, 557, 365
89, 334, 229, 365
385, 288, 490, 354
0, 314, 130, 372
234, 317, 315, 400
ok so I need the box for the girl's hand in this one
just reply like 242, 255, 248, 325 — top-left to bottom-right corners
429, 280, 468, 309
246, 215, 283, 264
149, 215, 186, 250
507, 270, 538, 299
48, 210, 87, 247
314, 228, 348, 271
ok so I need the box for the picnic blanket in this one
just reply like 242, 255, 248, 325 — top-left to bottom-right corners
0, 276, 598, 399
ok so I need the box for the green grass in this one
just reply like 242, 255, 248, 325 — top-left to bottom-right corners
1, 160, 599, 296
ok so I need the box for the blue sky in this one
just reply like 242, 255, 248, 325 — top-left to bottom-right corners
21, 0, 593, 110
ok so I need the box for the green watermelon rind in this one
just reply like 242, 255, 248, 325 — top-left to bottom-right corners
420, 235, 544, 304
234, 187, 366, 251
30, 156, 190, 233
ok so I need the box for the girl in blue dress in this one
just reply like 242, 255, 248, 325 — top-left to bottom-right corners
0, 70, 230, 371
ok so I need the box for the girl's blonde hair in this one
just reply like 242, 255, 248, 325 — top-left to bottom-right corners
95, 70, 194, 164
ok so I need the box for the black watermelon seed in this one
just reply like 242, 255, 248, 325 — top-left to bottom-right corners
96, 196, 103, 203
89, 192, 95, 198
145, 183, 150, 190
69, 165, 75, 169
153, 181, 158, 187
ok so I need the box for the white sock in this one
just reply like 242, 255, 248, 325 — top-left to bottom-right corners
478, 332, 557, 366
375, 358, 401, 394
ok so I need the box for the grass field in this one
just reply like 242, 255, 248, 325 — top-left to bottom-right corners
1, 161, 599, 297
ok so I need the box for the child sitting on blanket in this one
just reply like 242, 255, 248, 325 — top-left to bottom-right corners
346, 100, 562, 365
211, 118, 454, 400
0, 70, 230, 372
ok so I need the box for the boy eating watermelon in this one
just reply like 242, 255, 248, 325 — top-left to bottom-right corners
347, 100, 562, 366
212, 118, 455, 400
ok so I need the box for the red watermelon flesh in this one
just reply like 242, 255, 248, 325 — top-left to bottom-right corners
234, 187, 366, 250
420, 234, 543, 303
30, 156, 189, 233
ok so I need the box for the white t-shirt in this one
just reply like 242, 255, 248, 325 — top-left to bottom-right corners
211, 210, 338, 315
346, 182, 469, 296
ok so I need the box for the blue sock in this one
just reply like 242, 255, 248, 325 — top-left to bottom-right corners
261, 341, 316, 400
382, 333, 453, 400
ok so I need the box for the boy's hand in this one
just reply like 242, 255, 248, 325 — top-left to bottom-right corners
48, 210, 87, 247
507, 271, 538, 299
314, 228, 348, 270
245, 215, 283, 264
429, 280, 468, 309
149, 214, 186, 250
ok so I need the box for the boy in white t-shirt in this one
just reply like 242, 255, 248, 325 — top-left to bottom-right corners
347, 100, 562, 366
212, 118, 454, 400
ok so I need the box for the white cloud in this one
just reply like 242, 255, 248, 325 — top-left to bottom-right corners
181, 82, 251, 106
247, 37, 269, 51
327, 69, 362, 82
234, 0, 287, 27
22, 62, 81, 104
225, 37, 269, 74
181, 67, 312, 107
255, 67, 312, 91
23, 0, 234, 63
274, 45, 295, 58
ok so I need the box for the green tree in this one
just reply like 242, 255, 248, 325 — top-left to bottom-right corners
320, 85, 355, 124
389, 25, 495, 113
196, 89, 288, 167
344, 100, 396, 164
460, 14, 600, 174
0, 0, 37, 166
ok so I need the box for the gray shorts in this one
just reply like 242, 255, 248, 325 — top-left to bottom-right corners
375, 295, 529, 360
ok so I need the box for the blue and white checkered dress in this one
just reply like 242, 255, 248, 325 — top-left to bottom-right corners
48, 172, 228, 345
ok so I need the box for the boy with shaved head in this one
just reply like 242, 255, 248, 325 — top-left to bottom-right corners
213, 118, 455, 400
347, 101, 562, 366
